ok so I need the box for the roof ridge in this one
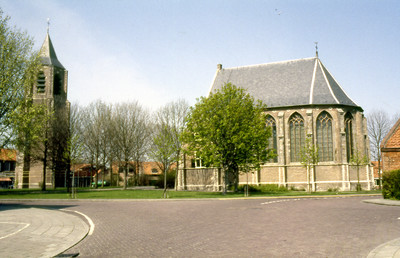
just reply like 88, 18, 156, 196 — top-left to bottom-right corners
309, 59, 318, 104
221, 57, 316, 70
381, 118, 400, 148
319, 61, 358, 106
318, 59, 340, 104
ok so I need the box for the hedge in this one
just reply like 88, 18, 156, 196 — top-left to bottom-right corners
237, 184, 288, 193
382, 169, 400, 200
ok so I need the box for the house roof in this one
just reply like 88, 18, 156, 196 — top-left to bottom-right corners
39, 33, 65, 69
381, 118, 400, 149
0, 149, 16, 161
210, 57, 361, 110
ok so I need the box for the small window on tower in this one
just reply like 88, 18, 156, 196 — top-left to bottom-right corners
37, 72, 45, 93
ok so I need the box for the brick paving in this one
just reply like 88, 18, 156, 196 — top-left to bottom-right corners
2, 196, 400, 257
62, 196, 400, 257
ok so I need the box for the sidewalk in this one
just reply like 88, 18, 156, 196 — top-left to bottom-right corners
363, 198, 400, 206
0, 206, 89, 258
365, 199, 400, 258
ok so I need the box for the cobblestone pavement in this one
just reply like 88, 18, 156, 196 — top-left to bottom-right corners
3, 196, 400, 257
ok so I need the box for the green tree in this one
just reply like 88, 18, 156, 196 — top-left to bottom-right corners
182, 83, 272, 193
0, 9, 42, 148
149, 123, 176, 198
11, 98, 50, 189
367, 110, 395, 189
154, 100, 189, 190
65, 103, 84, 195
113, 101, 150, 190
349, 149, 369, 191
149, 100, 189, 198
300, 137, 319, 193
0, 9, 51, 189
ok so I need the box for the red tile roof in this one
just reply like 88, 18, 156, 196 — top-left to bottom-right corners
0, 149, 16, 161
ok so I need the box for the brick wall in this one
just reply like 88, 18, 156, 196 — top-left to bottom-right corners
382, 119, 400, 172
382, 152, 400, 172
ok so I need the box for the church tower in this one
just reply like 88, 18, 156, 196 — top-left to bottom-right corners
16, 31, 70, 188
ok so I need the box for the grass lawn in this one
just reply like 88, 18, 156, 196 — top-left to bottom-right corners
0, 188, 382, 200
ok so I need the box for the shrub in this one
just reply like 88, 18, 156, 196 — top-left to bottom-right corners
327, 187, 339, 192
382, 169, 400, 200
127, 174, 151, 186
155, 170, 176, 189
238, 184, 288, 193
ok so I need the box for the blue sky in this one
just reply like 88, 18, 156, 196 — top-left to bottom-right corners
1, 0, 399, 117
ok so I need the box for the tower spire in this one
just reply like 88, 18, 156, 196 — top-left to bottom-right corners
314, 42, 319, 58
47, 18, 50, 34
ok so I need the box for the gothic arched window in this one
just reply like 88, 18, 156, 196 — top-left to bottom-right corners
289, 113, 305, 162
345, 112, 354, 162
316, 111, 333, 161
266, 116, 277, 162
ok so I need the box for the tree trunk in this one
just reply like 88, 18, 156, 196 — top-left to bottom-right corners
109, 164, 113, 186
22, 153, 31, 189
307, 165, 311, 193
101, 164, 105, 188
123, 162, 128, 190
223, 168, 228, 195
116, 162, 120, 187
89, 165, 93, 188
42, 140, 48, 191
163, 165, 167, 198
135, 160, 140, 186
174, 150, 180, 190
95, 165, 99, 189
378, 158, 382, 190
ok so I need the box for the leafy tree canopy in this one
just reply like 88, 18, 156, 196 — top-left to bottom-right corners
0, 8, 42, 148
182, 83, 272, 188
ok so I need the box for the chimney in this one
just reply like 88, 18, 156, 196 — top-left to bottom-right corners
217, 64, 222, 70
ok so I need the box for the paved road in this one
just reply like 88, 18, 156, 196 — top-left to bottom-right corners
1, 196, 400, 257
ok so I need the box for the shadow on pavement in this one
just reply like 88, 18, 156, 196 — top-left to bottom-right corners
0, 202, 78, 211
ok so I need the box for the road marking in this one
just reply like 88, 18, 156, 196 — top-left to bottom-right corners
260, 196, 352, 205
0, 222, 30, 240
261, 199, 301, 205
61, 209, 95, 235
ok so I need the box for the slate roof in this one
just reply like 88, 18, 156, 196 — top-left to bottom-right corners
210, 57, 360, 109
39, 33, 65, 69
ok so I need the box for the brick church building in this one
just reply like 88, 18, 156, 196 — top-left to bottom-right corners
178, 54, 373, 191
381, 118, 400, 172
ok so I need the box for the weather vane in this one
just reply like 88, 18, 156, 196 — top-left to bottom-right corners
47, 18, 50, 34
314, 42, 318, 58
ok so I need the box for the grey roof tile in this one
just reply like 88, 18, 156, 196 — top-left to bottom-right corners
210, 57, 359, 109
39, 33, 65, 69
